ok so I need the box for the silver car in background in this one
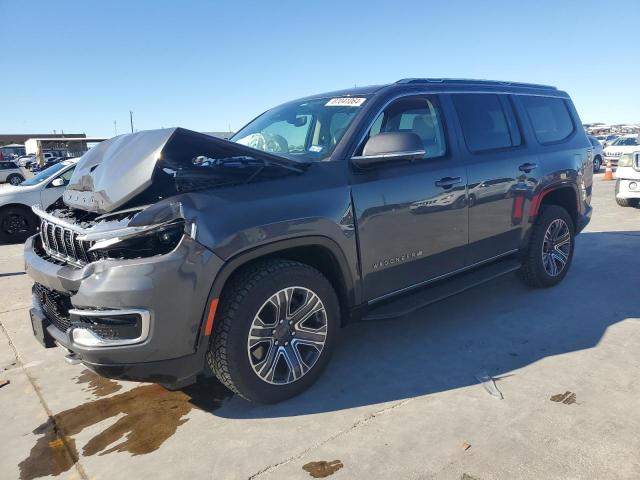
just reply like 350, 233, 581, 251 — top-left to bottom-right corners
588, 136, 604, 172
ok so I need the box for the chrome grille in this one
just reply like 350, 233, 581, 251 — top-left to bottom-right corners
39, 219, 95, 267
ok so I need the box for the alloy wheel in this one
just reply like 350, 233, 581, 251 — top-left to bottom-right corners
9, 176, 22, 185
541, 218, 571, 277
247, 286, 328, 385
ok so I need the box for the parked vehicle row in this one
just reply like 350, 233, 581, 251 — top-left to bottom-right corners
603, 134, 639, 165
24, 78, 592, 403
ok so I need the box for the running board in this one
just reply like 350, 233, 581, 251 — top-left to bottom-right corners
363, 257, 521, 321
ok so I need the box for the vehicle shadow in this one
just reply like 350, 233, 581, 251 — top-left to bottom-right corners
210, 230, 639, 418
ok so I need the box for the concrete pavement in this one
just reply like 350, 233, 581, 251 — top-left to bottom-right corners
0, 174, 639, 480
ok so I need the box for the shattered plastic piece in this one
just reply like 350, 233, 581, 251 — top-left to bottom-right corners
475, 372, 503, 399
462, 442, 472, 451
0, 379, 9, 388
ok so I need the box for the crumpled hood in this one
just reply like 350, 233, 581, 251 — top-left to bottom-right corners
63, 128, 176, 213
63, 127, 303, 214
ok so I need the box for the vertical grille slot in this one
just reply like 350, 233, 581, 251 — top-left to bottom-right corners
37, 218, 95, 268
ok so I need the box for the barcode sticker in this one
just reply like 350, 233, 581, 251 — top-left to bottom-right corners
325, 97, 367, 107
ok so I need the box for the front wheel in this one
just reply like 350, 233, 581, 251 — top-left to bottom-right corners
616, 197, 638, 207
518, 205, 575, 288
7, 173, 24, 186
0, 206, 39, 243
207, 259, 340, 403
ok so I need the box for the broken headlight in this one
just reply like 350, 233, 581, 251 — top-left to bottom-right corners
88, 221, 185, 261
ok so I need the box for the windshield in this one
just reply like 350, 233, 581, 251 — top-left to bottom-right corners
20, 162, 69, 186
231, 96, 370, 161
611, 137, 639, 146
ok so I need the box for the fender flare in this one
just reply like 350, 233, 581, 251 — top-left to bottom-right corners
528, 182, 580, 218
208, 235, 356, 301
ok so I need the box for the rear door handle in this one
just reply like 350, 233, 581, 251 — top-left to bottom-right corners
519, 162, 538, 172
435, 176, 462, 189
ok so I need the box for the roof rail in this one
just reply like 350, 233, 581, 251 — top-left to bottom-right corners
395, 78, 557, 90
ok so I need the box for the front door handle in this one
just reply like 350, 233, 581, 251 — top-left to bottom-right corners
519, 162, 538, 173
435, 176, 462, 189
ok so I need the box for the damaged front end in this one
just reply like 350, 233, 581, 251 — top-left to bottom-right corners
33, 127, 306, 266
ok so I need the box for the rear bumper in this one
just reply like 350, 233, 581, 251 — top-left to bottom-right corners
24, 233, 224, 386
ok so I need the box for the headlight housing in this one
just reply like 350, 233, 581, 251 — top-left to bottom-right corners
88, 220, 185, 261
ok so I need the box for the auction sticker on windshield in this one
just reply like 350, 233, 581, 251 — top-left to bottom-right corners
325, 97, 366, 107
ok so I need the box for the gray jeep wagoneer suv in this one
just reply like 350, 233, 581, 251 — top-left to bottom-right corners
25, 79, 592, 403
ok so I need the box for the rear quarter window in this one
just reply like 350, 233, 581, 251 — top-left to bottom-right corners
520, 96, 574, 144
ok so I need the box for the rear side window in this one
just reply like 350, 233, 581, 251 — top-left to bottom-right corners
453, 94, 521, 153
520, 96, 574, 144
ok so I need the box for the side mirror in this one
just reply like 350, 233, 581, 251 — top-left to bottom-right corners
50, 178, 65, 188
351, 132, 425, 168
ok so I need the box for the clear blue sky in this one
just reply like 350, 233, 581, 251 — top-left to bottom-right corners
1, 0, 638, 137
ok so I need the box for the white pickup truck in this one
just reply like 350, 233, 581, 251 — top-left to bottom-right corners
615, 151, 640, 207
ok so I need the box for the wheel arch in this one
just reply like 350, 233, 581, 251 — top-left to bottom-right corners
209, 236, 358, 327
530, 184, 579, 228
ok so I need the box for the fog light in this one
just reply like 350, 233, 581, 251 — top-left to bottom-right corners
629, 182, 637, 190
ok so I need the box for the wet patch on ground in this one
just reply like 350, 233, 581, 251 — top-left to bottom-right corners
75, 369, 122, 397
302, 460, 344, 478
19, 377, 232, 480
550, 391, 577, 405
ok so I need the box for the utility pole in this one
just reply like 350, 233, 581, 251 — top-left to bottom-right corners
114, 120, 117, 136
129, 110, 134, 133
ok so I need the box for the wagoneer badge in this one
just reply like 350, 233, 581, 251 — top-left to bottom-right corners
373, 250, 423, 270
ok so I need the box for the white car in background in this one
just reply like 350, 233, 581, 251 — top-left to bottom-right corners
603, 134, 639, 165
0, 161, 26, 185
0, 159, 78, 243
615, 151, 640, 207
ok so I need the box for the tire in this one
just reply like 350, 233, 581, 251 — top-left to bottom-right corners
0, 205, 39, 243
593, 156, 602, 173
518, 205, 575, 288
615, 197, 639, 207
6, 173, 24, 186
207, 258, 340, 403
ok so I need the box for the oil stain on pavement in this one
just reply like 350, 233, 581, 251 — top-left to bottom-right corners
18, 377, 232, 480
550, 391, 577, 405
302, 460, 344, 478
76, 369, 122, 396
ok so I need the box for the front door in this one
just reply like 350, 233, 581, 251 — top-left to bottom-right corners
350, 95, 469, 301
40, 166, 75, 209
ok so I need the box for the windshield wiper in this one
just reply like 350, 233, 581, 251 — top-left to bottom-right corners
207, 156, 309, 174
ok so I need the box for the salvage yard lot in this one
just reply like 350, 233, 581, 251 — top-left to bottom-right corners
1, 174, 639, 480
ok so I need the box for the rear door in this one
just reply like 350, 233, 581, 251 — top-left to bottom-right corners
350, 94, 469, 301
450, 93, 538, 265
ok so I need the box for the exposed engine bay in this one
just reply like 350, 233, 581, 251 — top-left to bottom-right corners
33, 128, 308, 267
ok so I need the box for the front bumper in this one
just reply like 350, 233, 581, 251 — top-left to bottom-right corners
24, 234, 224, 386
614, 168, 640, 199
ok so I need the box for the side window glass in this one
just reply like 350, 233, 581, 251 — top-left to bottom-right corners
453, 94, 520, 153
360, 96, 446, 159
520, 96, 574, 144
55, 167, 75, 186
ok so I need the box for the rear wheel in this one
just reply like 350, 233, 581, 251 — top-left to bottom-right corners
207, 258, 340, 403
6, 173, 24, 186
518, 205, 574, 288
0, 205, 38, 243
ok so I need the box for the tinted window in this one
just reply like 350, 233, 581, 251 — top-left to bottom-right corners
362, 96, 446, 159
521, 96, 574, 144
453, 94, 521, 153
